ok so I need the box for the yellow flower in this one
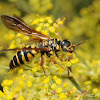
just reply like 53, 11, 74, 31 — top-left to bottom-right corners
51, 84, 56, 89
63, 83, 68, 88
66, 61, 71, 67
0, 90, 3, 98
18, 68, 23, 74
16, 33, 22, 38
26, 81, 32, 88
53, 23, 58, 28
58, 67, 64, 74
7, 80, 13, 86
9, 43, 15, 49
59, 93, 67, 100
70, 58, 79, 64
55, 78, 62, 85
42, 77, 50, 84
18, 96, 25, 100
18, 80, 24, 87
14, 86, 21, 92
3, 86, 9, 92
23, 36, 29, 42
36, 26, 41, 31
53, 76, 58, 80
39, 18, 45, 22
42, 30, 49, 35
93, 88, 98, 94
9, 34, 15, 40
32, 67, 38, 73
57, 18, 64, 25
31, 18, 39, 25
84, 81, 91, 85
67, 52, 73, 57
5, 93, 13, 100
56, 87, 62, 94
48, 18, 53, 24
49, 26, 55, 33
44, 23, 50, 28
72, 86, 77, 92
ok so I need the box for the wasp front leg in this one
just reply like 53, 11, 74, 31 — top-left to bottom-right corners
55, 51, 63, 61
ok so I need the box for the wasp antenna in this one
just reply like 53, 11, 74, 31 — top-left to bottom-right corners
72, 40, 88, 47
73, 50, 80, 62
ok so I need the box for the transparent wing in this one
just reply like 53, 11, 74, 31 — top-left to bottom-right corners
1, 15, 50, 40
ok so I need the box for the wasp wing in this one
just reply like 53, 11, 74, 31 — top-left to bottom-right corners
1, 15, 50, 40
0, 47, 49, 52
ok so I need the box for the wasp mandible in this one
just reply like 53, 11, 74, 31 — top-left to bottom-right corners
0, 15, 87, 75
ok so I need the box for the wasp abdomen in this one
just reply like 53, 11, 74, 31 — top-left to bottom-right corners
9, 50, 37, 70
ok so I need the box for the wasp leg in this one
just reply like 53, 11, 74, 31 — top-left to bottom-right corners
40, 55, 46, 76
55, 51, 63, 61
50, 57, 65, 70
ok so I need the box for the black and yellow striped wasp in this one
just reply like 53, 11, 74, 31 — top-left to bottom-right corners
0, 15, 87, 75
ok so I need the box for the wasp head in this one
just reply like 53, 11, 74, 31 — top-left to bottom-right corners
61, 39, 74, 53
61, 39, 88, 54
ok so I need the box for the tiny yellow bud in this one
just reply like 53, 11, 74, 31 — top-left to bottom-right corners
9, 43, 15, 49
84, 81, 91, 85
58, 67, 64, 74
9, 34, 15, 40
66, 61, 71, 67
31, 18, 39, 25
32, 67, 38, 73
55, 78, 62, 85
18, 80, 24, 86
36, 26, 41, 31
63, 83, 68, 88
16, 33, 22, 38
35, 77, 40, 83
59, 93, 67, 100
14, 86, 21, 92
3, 86, 9, 92
18, 68, 23, 74
48, 18, 53, 23
23, 36, 29, 42
18, 96, 25, 100
40, 18, 45, 22
53, 76, 57, 80
56, 87, 62, 94
42, 77, 49, 84
0, 90, 3, 98
49, 26, 55, 33
26, 81, 32, 88
44, 23, 50, 28
72, 86, 77, 92
53, 23, 58, 28
51, 84, 56, 89
42, 30, 49, 35
7, 80, 13, 86
93, 88, 98, 94
6, 94, 13, 100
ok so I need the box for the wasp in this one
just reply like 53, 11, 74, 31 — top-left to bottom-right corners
0, 15, 87, 75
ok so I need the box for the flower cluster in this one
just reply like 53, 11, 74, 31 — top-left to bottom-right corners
0, 15, 84, 100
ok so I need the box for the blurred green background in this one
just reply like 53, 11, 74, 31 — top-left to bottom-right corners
0, 0, 100, 98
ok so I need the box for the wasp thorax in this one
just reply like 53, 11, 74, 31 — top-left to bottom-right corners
61, 39, 72, 52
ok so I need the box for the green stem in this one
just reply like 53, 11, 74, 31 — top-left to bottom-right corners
68, 76, 82, 92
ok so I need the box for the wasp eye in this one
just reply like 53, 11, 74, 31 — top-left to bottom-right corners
61, 39, 71, 52
62, 40, 71, 47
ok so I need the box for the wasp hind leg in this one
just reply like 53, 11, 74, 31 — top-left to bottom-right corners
40, 55, 47, 76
